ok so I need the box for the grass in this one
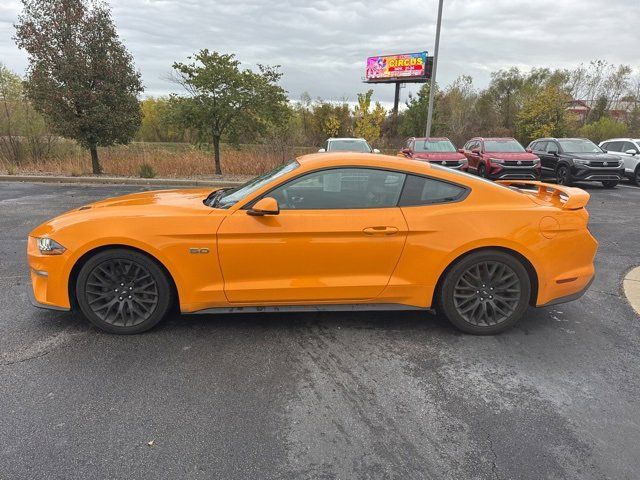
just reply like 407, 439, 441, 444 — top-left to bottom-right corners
0, 141, 319, 179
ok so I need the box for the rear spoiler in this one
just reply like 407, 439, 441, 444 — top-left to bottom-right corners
496, 180, 590, 210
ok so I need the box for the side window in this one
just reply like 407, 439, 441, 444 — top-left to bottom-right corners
464, 140, 473, 150
269, 168, 406, 210
622, 141, 638, 153
534, 141, 546, 152
600, 142, 610, 151
399, 175, 467, 206
606, 141, 622, 152
545, 142, 559, 153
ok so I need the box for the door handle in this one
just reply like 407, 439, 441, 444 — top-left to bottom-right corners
363, 226, 399, 236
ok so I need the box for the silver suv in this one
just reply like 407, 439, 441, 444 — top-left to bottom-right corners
599, 138, 640, 185
319, 138, 380, 154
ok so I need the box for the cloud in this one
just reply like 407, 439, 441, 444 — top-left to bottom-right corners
1, 0, 639, 104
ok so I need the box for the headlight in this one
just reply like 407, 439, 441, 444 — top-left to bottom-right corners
533, 158, 540, 165
574, 159, 590, 165
36, 237, 66, 255
489, 157, 504, 164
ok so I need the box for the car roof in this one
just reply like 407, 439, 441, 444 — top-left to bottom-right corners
411, 137, 451, 141
600, 138, 640, 142
327, 137, 368, 142
475, 137, 517, 141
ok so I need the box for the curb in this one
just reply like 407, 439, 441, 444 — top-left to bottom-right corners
623, 267, 640, 316
0, 175, 244, 188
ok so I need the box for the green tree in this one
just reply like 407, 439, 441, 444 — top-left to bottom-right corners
353, 89, 386, 144
516, 85, 571, 145
399, 83, 439, 138
578, 117, 628, 143
587, 95, 608, 124
15, 0, 143, 174
171, 50, 288, 174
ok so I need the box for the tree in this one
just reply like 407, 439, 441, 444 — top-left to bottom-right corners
516, 85, 571, 145
578, 117, 628, 143
171, 50, 288, 174
399, 83, 439, 138
437, 76, 477, 146
587, 95, 608, 124
353, 90, 386, 145
14, 0, 143, 174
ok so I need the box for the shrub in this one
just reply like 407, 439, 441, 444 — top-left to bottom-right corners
138, 162, 156, 178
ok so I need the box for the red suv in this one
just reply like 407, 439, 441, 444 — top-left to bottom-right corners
399, 137, 468, 170
461, 137, 540, 180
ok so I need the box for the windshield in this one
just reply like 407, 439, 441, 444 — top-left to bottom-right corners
328, 140, 372, 153
414, 139, 456, 153
210, 160, 299, 209
558, 139, 602, 153
484, 140, 525, 153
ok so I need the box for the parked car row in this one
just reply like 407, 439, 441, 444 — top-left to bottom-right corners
397, 136, 639, 188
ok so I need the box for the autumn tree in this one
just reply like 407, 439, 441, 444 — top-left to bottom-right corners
579, 117, 628, 143
516, 85, 571, 145
171, 50, 288, 174
353, 90, 386, 145
399, 83, 439, 138
14, 0, 143, 174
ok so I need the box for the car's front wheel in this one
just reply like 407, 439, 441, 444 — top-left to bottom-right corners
438, 250, 531, 335
75, 248, 172, 334
556, 165, 572, 186
478, 163, 488, 178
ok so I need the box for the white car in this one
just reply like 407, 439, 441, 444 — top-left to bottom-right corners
319, 138, 380, 154
599, 138, 640, 185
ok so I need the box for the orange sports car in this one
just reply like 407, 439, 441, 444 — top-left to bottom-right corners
27, 153, 597, 335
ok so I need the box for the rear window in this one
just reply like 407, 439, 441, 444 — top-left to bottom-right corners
399, 175, 467, 206
327, 140, 372, 153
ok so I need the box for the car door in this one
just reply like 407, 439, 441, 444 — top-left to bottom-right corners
466, 140, 479, 171
531, 141, 549, 177
216, 167, 409, 304
543, 141, 560, 174
619, 141, 639, 174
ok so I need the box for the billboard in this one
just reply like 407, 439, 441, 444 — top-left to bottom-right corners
365, 52, 428, 83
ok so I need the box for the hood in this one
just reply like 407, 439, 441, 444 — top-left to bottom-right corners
566, 152, 621, 161
485, 152, 539, 161
29, 188, 215, 237
85, 188, 212, 209
412, 152, 466, 161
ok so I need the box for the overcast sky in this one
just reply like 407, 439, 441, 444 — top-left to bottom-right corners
1, 0, 639, 106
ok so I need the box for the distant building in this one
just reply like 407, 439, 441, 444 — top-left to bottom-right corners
567, 99, 637, 123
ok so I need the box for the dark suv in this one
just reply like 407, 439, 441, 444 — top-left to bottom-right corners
461, 137, 541, 180
528, 138, 624, 188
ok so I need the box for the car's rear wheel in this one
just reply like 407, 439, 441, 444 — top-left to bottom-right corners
602, 180, 618, 188
438, 250, 531, 335
75, 249, 172, 334
556, 165, 572, 186
634, 166, 640, 186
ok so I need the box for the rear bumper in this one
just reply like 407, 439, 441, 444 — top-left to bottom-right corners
538, 274, 594, 307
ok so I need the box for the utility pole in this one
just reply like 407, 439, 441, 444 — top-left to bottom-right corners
425, 0, 444, 138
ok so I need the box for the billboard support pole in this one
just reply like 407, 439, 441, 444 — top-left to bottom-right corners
425, 0, 444, 138
393, 82, 401, 135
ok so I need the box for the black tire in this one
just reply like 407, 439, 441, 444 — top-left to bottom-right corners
633, 166, 640, 186
438, 250, 531, 335
75, 248, 172, 334
556, 165, 572, 186
477, 163, 488, 178
601, 180, 618, 189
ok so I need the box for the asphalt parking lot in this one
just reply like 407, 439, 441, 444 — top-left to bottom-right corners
1, 181, 639, 480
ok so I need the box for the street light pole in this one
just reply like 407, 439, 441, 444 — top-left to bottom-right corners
425, 0, 444, 138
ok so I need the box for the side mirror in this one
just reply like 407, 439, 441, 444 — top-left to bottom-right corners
471, 148, 481, 155
626, 149, 637, 156
548, 148, 558, 155
318, 148, 326, 153
526, 148, 533, 153
373, 148, 380, 154
248, 197, 279, 216
457, 148, 464, 154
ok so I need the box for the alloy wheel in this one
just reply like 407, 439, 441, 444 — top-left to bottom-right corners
557, 167, 568, 185
452, 261, 522, 326
84, 258, 159, 327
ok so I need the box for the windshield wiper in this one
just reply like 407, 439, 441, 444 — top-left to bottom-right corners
204, 188, 230, 207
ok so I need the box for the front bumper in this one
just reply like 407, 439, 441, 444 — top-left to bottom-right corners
27, 236, 73, 310
571, 165, 625, 182
27, 284, 70, 311
428, 160, 467, 169
487, 165, 541, 180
